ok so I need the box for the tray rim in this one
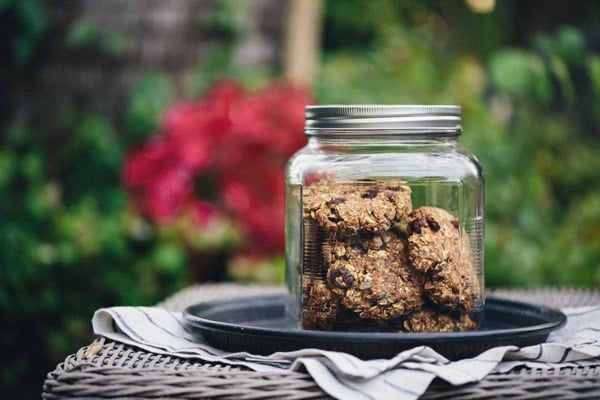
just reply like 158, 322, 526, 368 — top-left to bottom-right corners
183, 294, 567, 343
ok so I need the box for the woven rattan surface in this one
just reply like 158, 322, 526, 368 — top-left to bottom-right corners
43, 284, 600, 399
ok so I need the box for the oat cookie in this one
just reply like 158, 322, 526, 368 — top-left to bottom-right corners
407, 206, 476, 313
424, 259, 475, 313
302, 280, 341, 330
326, 232, 423, 320
403, 307, 477, 332
303, 179, 412, 234
407, 206, 461, 272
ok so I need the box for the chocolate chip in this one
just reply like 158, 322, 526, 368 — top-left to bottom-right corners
350, 241, 367, 253
361, 189, 379, 199
451, 220, 459, 230
426, 217, 440, 232
329, 268, 354, 289
327, 197, 346, 205
409, 218, 427, 234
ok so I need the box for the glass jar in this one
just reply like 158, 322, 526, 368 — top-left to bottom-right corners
285, 105, 484, 333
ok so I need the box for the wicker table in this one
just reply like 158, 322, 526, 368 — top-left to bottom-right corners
43, 284, 600, 399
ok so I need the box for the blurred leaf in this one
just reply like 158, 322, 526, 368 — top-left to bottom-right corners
57, 114, 124, 208
199, 0, 246, 40
153, 242, 187, 274
488, 49, 551, 103
9, 0, 48, 65
125, 73, 174, 145
549, 55, 575, 105
555, 26, 585, 66
65, 20, 98, 48
6, 122, 36, 150
99, 29, 131, 57
587, 55, 600, 95
323, 0, 394, 50
65, 20, 131, 58
0, 150, 16, 190
489, 49, 532, 95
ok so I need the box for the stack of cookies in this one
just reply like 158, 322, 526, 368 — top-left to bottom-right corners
301, 179, 479, 332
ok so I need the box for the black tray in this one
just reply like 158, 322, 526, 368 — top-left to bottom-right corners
183, 295, 566, 360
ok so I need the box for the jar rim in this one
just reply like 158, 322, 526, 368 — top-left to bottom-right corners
305, 105, 461, 133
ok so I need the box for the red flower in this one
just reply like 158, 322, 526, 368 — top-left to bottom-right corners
229, 82, 310, 156
123, 136, 175, 187
189, 199, 219, 225
122, 79, 314, 257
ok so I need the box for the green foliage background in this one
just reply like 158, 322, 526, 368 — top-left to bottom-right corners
1, 0, 600, 397
316, 1, 600, 287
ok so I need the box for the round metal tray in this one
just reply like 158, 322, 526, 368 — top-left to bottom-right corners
183, 295, 566, 360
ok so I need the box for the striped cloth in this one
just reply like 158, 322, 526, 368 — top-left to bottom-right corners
92, 305, 600, 400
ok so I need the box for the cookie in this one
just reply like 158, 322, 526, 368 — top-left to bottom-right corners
406, 206, 461, 273
303, 179, 412, 235
406, 206, 477, 312
403, 307, 477, 332
423, 260, 476, 313
302, 280, 341, 330
326, 231, 423, 320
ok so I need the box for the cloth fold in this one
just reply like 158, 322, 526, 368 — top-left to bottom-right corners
92, 305, 600, 400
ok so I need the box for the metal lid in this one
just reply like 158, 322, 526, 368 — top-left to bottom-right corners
304, 105, 461, 134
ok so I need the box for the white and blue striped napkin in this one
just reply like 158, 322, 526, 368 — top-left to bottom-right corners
92, 305, 600, 400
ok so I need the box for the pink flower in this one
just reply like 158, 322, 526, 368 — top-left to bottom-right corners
163, 102, 217, 172
189, 199, 219, 225
122, 79, 314, 257
123, 136, 176, 187
145, 165, 193, 221
229, 82, 311, 156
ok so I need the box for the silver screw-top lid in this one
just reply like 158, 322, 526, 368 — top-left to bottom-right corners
304, 105, 461, 134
